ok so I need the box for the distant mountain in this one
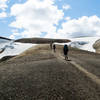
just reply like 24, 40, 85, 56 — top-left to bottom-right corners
15, 37, 71, 44
15, 37, 100, 52
0, 36, 11, 41
0, 36, 12, 43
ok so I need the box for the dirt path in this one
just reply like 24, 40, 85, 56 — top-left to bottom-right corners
54, 53, 100, 85
0, 45, 99, 100
68, 48, 100, 77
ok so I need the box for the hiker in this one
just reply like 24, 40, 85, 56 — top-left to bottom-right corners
63, 44, 69, 60
53, 44, 56, 52
50, 42, 53, 50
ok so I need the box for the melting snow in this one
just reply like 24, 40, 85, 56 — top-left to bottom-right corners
0, 39, 35, 59
0, 36, 100, 59
55, 37, 100, 52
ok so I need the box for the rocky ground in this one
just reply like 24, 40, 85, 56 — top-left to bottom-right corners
0, 44, 99, 100
93, 39, 100, 53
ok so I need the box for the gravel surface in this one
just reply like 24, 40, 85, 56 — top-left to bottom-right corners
68, 48, 100, 77
0, 44, 99, 100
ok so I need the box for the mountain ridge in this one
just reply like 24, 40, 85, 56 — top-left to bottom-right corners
0, 36, 12, 41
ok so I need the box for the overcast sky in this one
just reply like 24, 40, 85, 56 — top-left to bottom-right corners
0, 0, 100, 39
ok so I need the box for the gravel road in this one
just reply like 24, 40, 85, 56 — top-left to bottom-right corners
0, 44, 99, 100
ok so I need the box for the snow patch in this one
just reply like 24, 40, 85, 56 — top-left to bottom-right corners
54, 37, 100, 52
0, 40, 35, 59
70, 37, 100, 52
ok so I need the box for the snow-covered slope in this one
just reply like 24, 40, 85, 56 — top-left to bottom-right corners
70, 37, 100, 52
55, 37, 100, 52
0, 39, 35, 59
0, 36, 99, 59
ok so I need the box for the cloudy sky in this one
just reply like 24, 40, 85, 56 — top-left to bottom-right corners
0, 0, 100, 39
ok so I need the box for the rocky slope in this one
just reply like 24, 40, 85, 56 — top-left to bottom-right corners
93, 39, 100, 53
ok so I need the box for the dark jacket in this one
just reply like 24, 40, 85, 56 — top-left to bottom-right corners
63, 45, 69, 55
53, 44, 56, 49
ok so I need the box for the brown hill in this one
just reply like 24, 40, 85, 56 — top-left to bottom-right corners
0, 36, 11, 40
15, 37, 71, 44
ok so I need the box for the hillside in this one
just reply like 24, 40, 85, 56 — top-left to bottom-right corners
0, 44, 99, 100
0, 36, 11, 41
15, 37, 71, 44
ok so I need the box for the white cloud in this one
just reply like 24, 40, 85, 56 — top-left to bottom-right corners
10, 0, 64, 38
9, 34, 15, 39
0, 0, 8, 18
10, 0, 100, 40
65, 17, 71, 21
0, 12, 7, 18
0, 0, 8, 11
9, 32, 20, 39
62, 5, 71, 10
57, 15, 100, 38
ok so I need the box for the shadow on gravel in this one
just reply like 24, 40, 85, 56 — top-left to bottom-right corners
0, 56, 15, 63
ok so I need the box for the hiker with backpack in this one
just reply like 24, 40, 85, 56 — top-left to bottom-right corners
63, 44, 69, 60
